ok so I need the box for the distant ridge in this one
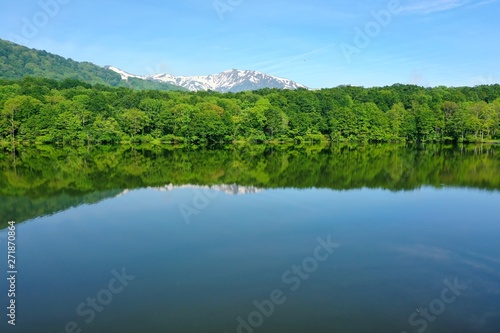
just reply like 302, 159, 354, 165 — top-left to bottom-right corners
108, 66, 308, 92
0, 38, 305, 92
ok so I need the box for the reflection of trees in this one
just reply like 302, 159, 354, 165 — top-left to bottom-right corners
0, 144, 499, 225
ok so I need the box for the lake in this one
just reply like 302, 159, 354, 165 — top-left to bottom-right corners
0, 143, 499, 333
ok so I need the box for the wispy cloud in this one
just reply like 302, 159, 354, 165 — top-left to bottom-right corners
468, 0, 498, 7
399, 0, 469, 14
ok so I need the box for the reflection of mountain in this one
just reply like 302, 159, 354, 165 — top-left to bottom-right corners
0, 190, 122, 228
115, 184, 263, 199
152, 184, 263, 195
1, 144, 499, 226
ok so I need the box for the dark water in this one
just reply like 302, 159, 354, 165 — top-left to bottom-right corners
0, 144, 499, 333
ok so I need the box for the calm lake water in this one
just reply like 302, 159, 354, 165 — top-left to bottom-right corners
0, 144, 499, 333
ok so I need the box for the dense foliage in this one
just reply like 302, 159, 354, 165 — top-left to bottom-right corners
0, 39, 183, 91
1, 143, 499, 226
0, 76, 499, 144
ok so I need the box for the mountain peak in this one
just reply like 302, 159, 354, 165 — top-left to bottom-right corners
108, 67, 307, 93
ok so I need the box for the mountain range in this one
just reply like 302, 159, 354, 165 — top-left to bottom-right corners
0, 38, 307, 93
107, 66, 307, 92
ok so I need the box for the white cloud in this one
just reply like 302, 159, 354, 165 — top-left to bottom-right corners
399, 0, 469, 14
469, 0, 498, 7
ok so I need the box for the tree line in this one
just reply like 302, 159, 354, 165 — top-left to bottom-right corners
1, 77, 499, 145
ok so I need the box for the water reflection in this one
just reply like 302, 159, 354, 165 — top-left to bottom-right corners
0, 185, 498, 333
0, 143, 499, 225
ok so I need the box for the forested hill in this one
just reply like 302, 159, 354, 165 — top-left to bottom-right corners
0, 77, 499, 145
0, 39, 184, 91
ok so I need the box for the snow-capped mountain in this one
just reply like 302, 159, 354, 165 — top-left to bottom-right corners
106, 66, 143, 81
106, 67, 307, 92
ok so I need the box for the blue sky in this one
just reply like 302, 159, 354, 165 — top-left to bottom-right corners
1, 0, 499, 88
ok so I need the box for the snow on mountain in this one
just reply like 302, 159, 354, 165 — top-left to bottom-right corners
105, 66, 144, 81
107, 67, 307, 92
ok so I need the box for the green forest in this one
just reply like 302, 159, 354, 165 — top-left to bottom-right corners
0, 39, 183, 91
1, 76, 499, 145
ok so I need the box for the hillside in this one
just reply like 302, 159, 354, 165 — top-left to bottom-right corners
0, 39, 185, 91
